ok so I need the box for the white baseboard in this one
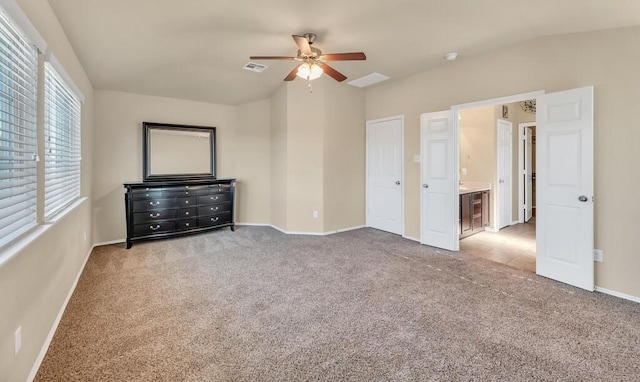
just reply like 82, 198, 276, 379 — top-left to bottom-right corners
265, 224, 365, 236
511, 220, 520, 226
403, 235, 420, 243
594, 286, 640, 304
27, 244, 94, 381
484, 227, 499, 233
93, 239, 125, 247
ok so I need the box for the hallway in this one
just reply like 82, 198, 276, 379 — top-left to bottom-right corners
459, 220, 536, 272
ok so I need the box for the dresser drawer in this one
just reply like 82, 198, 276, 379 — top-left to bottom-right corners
134, 221, 176, 236
197, 202, 231, 216
133, 198, 175, 211
134, 209, 176, 223
176, 196, 196, 208
176, 207, 197, 219
164, 185, 211, 196
197, 193, 230, 205
177, 218, 197, 231
208, 185, 231, 193
131, 189, 164, 200
198, 212, 232, 228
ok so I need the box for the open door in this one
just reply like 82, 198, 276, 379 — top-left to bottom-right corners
420, 110, 457, 251
536, 86, 594, 291
524, 127, 533, 221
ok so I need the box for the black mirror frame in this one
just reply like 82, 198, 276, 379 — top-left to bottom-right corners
142, 122, 216, 182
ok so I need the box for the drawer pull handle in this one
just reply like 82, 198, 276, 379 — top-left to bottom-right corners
149, 213, 160, 218
210, 207, 219, 211
149, 225, 160, 231
145, 193, 150, 197
211, 217, 219, 222
185, 186, 189, 189
185, 192, 189, 195
150, 201, 160, 206
185, 223, 190, 227
211, 196, 219, 200
185, 212, 189, 215
185, 201, 189, 204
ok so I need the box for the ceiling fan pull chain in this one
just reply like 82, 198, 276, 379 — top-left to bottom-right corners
308, 79, 313, 93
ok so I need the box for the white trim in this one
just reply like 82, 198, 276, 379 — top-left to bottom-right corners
518, 122, 536, 223
267, 224, 366, 236
595, 287, 640, 304
484, 227, 499, 233
496, 119, 513, 230
511, 220, 520, 226
403, 235, 420, 243
27, 243, 93, 382
0, 0, 47, 52
44, 53, 85, 103
94, 239, 125, 247
365, 115, 405, 236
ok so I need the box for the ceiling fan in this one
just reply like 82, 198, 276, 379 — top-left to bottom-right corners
250, 33, 366, 82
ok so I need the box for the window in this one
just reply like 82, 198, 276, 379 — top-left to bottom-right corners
43, 61, 81, 218
0, 8, 38, 247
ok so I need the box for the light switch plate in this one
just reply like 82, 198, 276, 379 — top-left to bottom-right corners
413, 155, 420, 163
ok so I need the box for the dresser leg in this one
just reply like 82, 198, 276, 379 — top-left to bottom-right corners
126, 240, 132, 249
230, 225, 236, 232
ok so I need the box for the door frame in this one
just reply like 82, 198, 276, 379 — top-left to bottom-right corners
365, 115, 405, 236
518, 122, 536, 223
449, 91, 543, 248
496, 119, 513, 229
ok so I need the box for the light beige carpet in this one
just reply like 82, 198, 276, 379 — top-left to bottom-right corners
35, 226, 640, 381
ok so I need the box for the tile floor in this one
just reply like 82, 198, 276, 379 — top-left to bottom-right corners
459, 219, 536, 272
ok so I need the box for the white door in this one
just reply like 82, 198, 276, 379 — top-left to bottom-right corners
420, 110, 457, 251
536, 86, 594, 291
366, 117, 403, 235
524, 127, 533, 221
497, 120, 512, 229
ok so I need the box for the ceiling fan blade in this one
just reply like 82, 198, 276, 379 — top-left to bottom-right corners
318, 63, 347, 82
292, 35, 312, 55
284, 66, 298, 81
322, 52, 367, 61
250, 56, 296, 60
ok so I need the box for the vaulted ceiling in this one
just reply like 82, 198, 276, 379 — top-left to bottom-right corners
47, 0, 640, 105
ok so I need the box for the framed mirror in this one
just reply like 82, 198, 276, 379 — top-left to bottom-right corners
143, 122, 216, 181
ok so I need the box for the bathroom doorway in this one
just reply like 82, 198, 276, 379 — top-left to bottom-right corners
457, 100, 537, 272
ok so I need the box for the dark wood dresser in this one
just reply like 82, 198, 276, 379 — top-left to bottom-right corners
123, 178, 235, 248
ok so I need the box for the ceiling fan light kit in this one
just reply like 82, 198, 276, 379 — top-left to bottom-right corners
250, 33, 366, 84
296, 63, 323, 80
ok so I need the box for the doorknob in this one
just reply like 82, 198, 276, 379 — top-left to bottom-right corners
578, 195, 588, 202
422, 184, 429, 188
395, 181, 401, 185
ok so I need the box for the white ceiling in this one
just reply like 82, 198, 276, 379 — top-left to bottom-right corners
47, 0, 640, 105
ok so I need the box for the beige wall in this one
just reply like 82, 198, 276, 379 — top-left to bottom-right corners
286, 80, 326, 232
365, 26, 640, 298
0, 1, 95, 380
323, 80, 366, 232
270, 78, 366, 233
92, 90, 240, 243
459, 105, 497, 228
235, 99, 271, 224
270, 85, 288, 229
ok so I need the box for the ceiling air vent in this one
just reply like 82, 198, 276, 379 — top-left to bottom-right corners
243, 62, 267, 73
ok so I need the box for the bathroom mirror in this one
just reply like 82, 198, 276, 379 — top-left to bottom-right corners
143, 122, 216, 181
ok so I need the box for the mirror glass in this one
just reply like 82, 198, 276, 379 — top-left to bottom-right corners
143, 122, 216, 181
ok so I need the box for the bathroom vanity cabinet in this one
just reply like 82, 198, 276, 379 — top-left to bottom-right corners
460, 190, 490, 238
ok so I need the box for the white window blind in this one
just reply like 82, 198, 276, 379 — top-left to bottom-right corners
0, 7, 38, 247
44, 62, 81, 219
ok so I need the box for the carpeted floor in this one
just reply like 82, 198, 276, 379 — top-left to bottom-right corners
35, 226, 640, 381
